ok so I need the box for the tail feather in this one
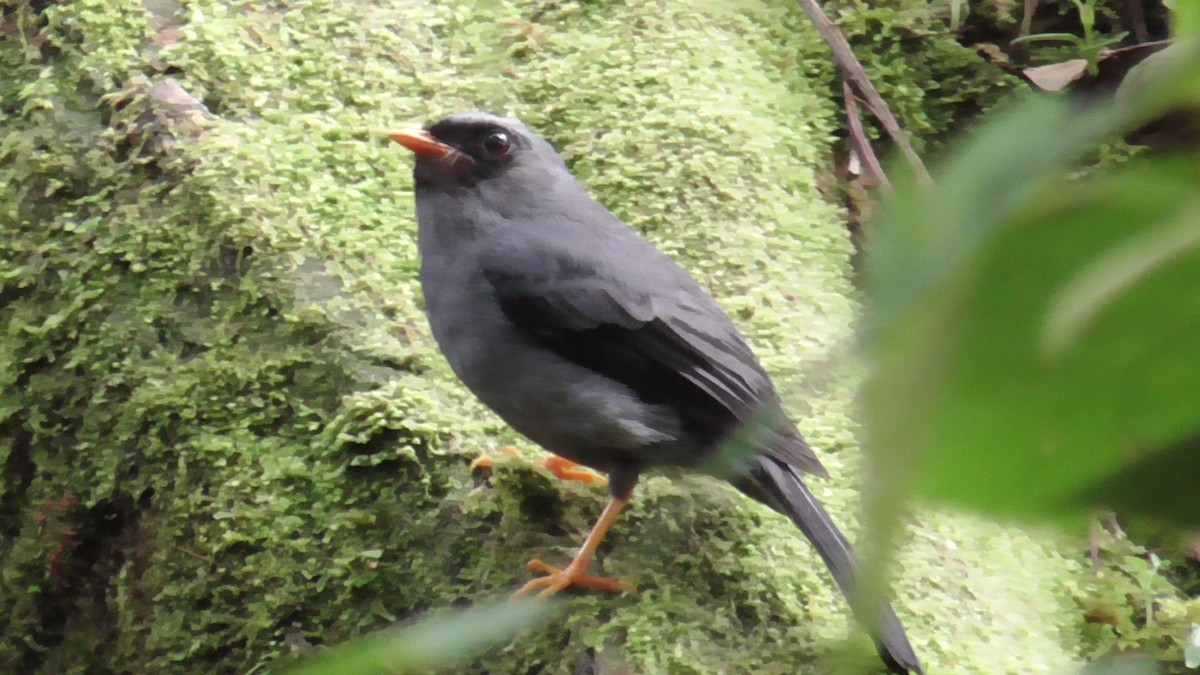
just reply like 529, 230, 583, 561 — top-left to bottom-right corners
739, 457, 924, 675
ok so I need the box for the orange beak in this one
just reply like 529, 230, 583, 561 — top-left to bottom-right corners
389, 129, 455, 158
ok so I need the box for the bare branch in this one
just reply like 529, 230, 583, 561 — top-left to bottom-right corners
793, 0, 932, 185
843, 79, 890, 191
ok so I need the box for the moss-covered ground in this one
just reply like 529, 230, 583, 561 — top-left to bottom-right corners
1, 1, 1173, 672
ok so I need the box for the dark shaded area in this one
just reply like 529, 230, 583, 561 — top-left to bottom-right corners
7, 493, 145, 673
1074, 432, 1200, 529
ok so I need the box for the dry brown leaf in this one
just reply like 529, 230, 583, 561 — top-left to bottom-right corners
1024, 59, 1090, 93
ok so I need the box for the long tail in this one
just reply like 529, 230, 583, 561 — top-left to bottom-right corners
737, 456, 924, 674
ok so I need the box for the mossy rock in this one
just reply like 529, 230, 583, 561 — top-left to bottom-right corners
0, 1, 1115, 672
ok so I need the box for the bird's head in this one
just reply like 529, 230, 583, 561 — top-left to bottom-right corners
390, 112, 567, 196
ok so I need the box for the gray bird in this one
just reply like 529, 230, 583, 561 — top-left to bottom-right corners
390, 112, 923, 674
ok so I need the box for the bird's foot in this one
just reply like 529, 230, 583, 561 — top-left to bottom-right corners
538, 456, 609, 486
468, 445, 523, 472
470, 447, 608, 487
511, 558, 634, 600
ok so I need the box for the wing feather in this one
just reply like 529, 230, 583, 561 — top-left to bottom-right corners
480, 241, 825, 476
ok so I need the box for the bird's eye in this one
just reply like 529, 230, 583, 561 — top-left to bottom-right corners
481, 131, 511, 157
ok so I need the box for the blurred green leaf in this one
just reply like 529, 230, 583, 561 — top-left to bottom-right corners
1043, 207, 1200, 355
702, 404, 792, 480
283, 600, 555, 675
860, 43, 1200, 530
1116, 40, 1200, 111
1072, 432, 1200, 529
1169, 0, 1200, 39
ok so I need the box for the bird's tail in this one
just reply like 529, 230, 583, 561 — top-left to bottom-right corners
737, 456, 924, 675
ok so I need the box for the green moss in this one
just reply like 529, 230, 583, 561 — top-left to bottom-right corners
1070, 532, 1200, 667
0, 0, 1174, 673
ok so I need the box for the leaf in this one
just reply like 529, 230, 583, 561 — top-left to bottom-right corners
1012, 32, 1087, 46
859, 42, 1200, 532
1116, 40, 1200, 109
283, 600, 555, 675
1070, 432, 1200, 529
1043, 207, 1200, 355
1024, 60, 1091, 92
868, 150, 1200, 528
1170, 0, 1200, 39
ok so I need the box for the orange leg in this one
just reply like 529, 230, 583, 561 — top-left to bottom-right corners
512, 496, 635, 600
539, 456, 608, 485
470, 447, 608, 487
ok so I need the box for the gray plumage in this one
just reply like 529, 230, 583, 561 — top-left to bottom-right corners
404, 111, 922, 674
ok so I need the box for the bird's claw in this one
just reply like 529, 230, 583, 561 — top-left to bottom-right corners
468, 446, 522, 472
511, 558, 635, 600
538, 456, 608, 486
470, 447, 608, 487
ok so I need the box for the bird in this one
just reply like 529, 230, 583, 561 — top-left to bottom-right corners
389, 111, 924, 674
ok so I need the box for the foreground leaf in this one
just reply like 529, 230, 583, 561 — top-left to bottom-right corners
860, 43, 1200, 531
284, 600, 555, 675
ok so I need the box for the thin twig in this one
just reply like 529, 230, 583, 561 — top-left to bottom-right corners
1123, 0, 1149, 43
843, 79, 890, 191
177, 545, 216, 564
793, 0, 932, 185
1021, 0, 1039, 37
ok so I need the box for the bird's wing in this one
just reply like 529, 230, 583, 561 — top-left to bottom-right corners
479, 238, 826, 476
